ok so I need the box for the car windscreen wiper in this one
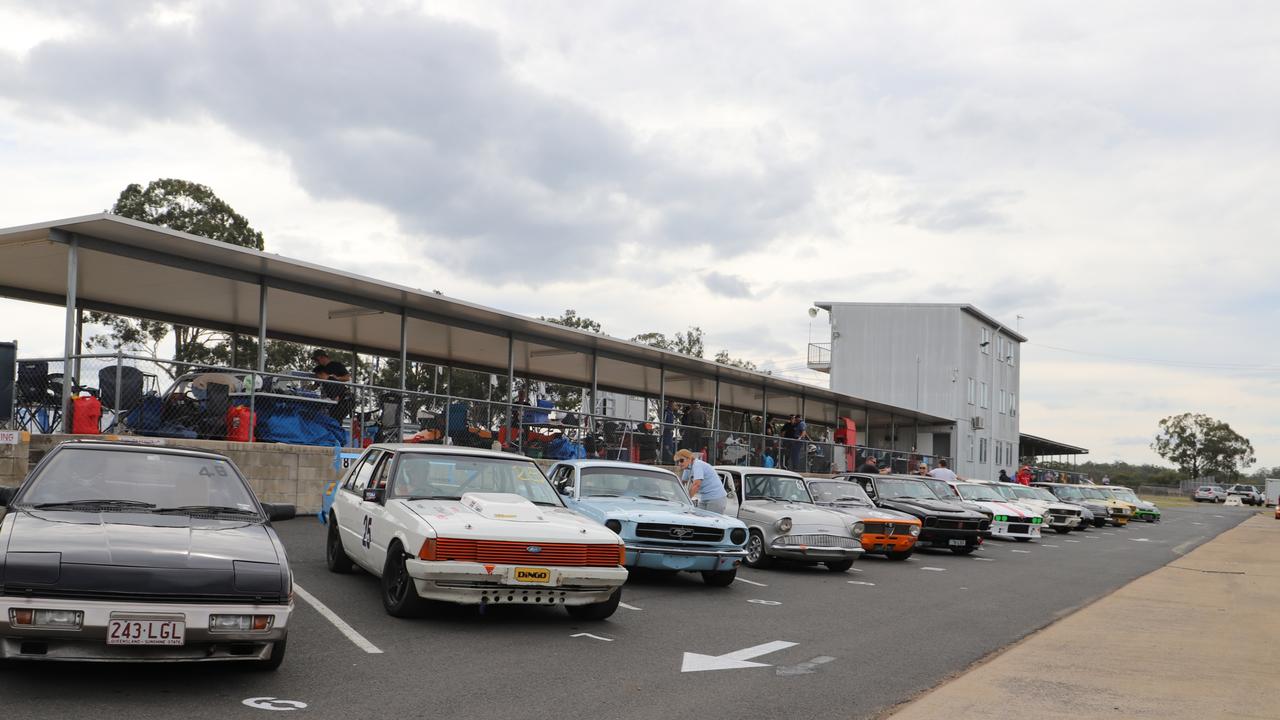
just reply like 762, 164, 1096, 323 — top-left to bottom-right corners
529, 500, 560, 507
154, 505, 260, 516
636, 494, 670, 501
403, 495, 461, 501
31, 499, 157, 510
585, 493, 621, 498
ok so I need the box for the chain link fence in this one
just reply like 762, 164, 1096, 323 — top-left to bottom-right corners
12, 353, 953, 473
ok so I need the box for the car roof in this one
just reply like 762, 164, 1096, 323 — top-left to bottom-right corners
366, 443, 533, 460
715, 466, 804, 477
554, 459, 678, 475
50, 438, 230, 462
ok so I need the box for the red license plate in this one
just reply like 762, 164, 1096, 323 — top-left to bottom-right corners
107, 619, 185, 646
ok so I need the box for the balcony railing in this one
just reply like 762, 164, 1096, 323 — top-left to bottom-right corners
807, 342, 831, 372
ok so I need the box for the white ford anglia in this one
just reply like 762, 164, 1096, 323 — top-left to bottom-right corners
326, 445, 628, 620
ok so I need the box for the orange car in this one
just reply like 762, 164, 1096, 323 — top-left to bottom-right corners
805, 478, 923, 561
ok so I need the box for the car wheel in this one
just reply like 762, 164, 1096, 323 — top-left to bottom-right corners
252, 637, 287, 672
885, 549, 913, 561
326, 516, 355, 574
701, 569, 737, 587
824, 559, 855, 572
744, 530, 773, 569
950, 544, 977, 555
1093, 518, 1108, 527
566, 587, 622, 620
381, 542, 428, 618
1054, 527, 1071, 534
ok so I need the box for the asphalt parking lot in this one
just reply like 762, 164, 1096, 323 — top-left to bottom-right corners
0, 505, 1256, 720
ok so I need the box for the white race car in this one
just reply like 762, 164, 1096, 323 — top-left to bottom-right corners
950, 482, 1042, 542
326, 445, 628, 620
989, 483, 1085, 534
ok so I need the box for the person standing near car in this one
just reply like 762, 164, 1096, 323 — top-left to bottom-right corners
789, 414, 809, 471
927, 458, 959, 482
1016, 465, 1033, 485
998, 469, 1014, 483
312, 349, 353, 420
674, 449, 727, 514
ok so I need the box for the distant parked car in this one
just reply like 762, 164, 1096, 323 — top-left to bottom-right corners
1224, 485, 1263, 506
836, 473, 991, 555
547, 459, 748, 586
1103, 487, 1161, 521
803, 477, 922, 560
1193, 486, 1227, 503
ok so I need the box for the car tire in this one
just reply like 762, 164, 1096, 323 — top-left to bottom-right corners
1054, 527, 1071, 535
701, 569, 737, 587
1093, 518, 1108, 528
744, 530, 773, 569
566, 587, 622, 620
252, 637, 288, 672
381, 542, 428, 618
824, 559, 855, 572
950, 544, 977, 555
326, 516, 355, 574
885, 550, 913, 561
1015, 536, 1032, 542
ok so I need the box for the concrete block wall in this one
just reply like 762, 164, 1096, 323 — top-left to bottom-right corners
0, 433, 31, 487
26, 434, 343, 514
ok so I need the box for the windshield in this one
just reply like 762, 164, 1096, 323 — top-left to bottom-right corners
1051, 485, 1084, 501
990, 484, 1020, 500
578, 467, 690, 505
1009, 485, 1040, 500
1080, 487, 1108, 500
1111, 489, 1140, 503
744, 474, 812, 503
956, 484, 1005, 502
876, 478, 939, 500
1028, 487, 1060, 502
391, 454, 561, 506
807, 481, 872, 505
921, 478, 959, 499
21, 447, 258, 513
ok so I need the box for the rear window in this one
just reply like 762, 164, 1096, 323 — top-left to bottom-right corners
22, 447, 257, 511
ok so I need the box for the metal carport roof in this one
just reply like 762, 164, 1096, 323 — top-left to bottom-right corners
0, 213, 952, 426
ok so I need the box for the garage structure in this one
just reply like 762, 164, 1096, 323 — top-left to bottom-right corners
0, 213, 953, 466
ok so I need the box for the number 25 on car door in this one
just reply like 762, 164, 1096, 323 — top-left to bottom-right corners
357, 455, 396, 568
336, 449, 382, 573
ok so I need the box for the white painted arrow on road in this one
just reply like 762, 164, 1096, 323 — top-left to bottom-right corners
681, 641, 797, 672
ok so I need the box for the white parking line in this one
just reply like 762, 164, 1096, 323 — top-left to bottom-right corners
921, 567, 946, 572
1065, 539, 1082, 543
1041, 544, 1059, 548
1011, 549, 1031, 554
293, 584, 383, 654
847, 580, 876, 586
972, 557, 995, 562
736, 578, 769, 587
618, 602, 643, 611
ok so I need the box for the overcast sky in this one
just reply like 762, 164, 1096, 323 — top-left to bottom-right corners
1, 1, 1277, 468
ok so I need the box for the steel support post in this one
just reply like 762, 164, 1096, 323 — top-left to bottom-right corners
61, 235, 78, 429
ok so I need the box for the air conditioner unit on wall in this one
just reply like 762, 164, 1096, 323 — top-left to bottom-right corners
971, 416, 985, 430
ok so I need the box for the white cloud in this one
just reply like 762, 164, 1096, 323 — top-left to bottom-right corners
1, 1, 1277, 466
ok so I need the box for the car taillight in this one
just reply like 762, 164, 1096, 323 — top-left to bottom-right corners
418, 538, 437, 561
10, 609, 33, 626
617, 545, 626, 566
209, 614, 273, 632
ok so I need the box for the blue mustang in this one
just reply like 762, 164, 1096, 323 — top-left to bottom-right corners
546, 459, 749, 586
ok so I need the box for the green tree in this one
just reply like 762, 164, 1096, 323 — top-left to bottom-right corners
1151, 413, 1256, 480
85, 179, 304, 373
539, 309, 604, 334
631, 326, 705, 357
714, 349, 758, 371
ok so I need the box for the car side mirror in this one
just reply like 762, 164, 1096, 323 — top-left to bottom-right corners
0, 487, 14, 505
362, 487, 385, 504
262, 503, 296, 522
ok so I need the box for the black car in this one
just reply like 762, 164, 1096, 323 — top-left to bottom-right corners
834, 474, 991, 555
0, 440, 295, 668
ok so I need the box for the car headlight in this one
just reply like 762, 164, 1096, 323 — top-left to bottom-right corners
851, 521, 865, 537
909, 525, 921, 537
776, 517, 793, 533
729, 527, 747, 545
604, 519, 623, 534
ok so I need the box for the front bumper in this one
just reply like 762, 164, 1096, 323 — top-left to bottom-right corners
1108, 511, 1131, 526
406, 560, 628, 607
624, 543, 746, 572
990, 521, 1042, 540
1134, 509, 1161, 520
918, 527, 985, 546
769, 535, 864, 562
0, 595, 291, 662
860, 532, 918, 554
1048, 515, 1082, 529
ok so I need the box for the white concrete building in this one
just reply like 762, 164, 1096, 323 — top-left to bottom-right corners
809, 302, 1025, 480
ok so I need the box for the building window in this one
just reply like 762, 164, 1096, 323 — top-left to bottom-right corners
1010, 393, 1017, 417
967, 434, 975, 462
981, 327, 991, 353
979, 382, 989, 409
967, 377, 975, 405
979, 437, 988, 463
1008, 345, 1016, 366
999, 389, 1006, 414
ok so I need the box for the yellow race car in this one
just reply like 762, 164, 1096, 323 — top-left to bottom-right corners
1076, 485, 1133, 526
